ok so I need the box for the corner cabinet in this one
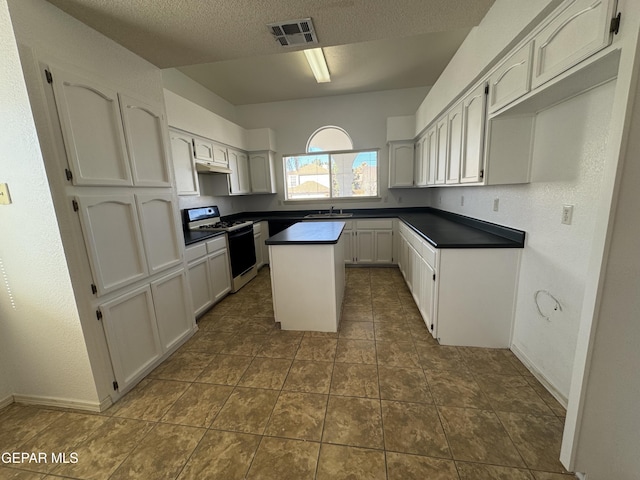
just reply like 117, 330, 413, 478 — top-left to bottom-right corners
388, 141, 415, 188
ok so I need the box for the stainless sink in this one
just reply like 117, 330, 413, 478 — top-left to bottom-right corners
304, 213, 353, 218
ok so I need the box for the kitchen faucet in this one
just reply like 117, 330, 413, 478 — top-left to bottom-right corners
329, 205, 335, 214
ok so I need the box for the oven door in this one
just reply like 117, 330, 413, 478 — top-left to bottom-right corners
227, 225, 256, 278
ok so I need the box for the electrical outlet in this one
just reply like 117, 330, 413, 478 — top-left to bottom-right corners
0, 183, 11, 205
383, 196, 388, 203
460, 195, 465, 207
398, 196, 403, 204
438, 195, 442, 205
493, 198, 499, 212
562, 205, 574, 225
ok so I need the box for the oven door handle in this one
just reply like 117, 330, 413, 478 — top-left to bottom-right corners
227, 226, 254, 239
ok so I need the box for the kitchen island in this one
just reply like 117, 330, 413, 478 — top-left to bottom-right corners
266, 221, 346, 332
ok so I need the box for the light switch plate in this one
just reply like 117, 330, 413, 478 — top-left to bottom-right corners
0, 183, 11, 205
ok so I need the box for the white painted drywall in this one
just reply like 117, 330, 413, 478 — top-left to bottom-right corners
571, 69, 640, 479
163, 68, 239, 124
432, 81, 616, 400
0, 0, 98, 405
415, 0, 561, 133
235, 87, 430, 212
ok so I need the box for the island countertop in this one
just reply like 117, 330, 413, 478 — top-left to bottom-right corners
265, 221, 345, 245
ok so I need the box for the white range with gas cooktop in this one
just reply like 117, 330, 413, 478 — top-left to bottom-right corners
183, 206, 257, 299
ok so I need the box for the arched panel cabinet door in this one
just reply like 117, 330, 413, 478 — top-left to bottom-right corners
135, 193, 183, 275
118, 93, 172, 187
98, 285, 163, 393
49, 66, 132, 186
170, 131, 199, 196
75, 194, 149, 295
532, 0, 617, 89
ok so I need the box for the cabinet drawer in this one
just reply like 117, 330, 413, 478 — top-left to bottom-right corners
356, 219, 393, 230
185, 243, 207, 263
252, 222, 261, 234
206, 235, 227, 254
421, 239, 437, 267
488, 42, 532, 113
342, 220, 353, 231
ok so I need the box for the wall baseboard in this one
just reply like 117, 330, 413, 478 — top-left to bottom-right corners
0, 394, 14, 410
12, 394, 103, 413
511, 343, 568, 408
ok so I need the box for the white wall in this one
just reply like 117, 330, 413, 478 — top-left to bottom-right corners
235, 87, 430, 212
572, 67, 640, 479
415, 0, 561, 133
432, 82, 615, 400
0, 0, 98, 405
163, 68, 239, 124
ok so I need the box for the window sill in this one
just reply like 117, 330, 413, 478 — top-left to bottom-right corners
283, 197, 383, 205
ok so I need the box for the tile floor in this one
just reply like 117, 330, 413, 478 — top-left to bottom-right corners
0, 267, 575, 480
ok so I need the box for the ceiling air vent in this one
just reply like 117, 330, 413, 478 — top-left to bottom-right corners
267, 18, 318, 47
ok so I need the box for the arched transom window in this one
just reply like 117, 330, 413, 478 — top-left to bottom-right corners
284, 126, 378, 200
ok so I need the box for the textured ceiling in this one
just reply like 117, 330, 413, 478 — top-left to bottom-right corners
177, 29, 471, 105
45, 0, 495, 104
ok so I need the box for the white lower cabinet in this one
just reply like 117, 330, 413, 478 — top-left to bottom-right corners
187, 256, 214, 317
398, 220, 520, 348
99, 285, 163, 393
209, 249, 231, 303
151, 269, 193, 352
186, 235, 232, 317
343, 219, 394, 265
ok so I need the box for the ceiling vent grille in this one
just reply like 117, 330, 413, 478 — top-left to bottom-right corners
267, 18, 318, 47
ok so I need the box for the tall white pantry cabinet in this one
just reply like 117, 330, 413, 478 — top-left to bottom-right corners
45, 63, 195, 397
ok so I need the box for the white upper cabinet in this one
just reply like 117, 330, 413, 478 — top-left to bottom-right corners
426, 126, 438, 185
532, 0, 616, 89
169, 130, 199, 196
99, 285, 163, 392
118, 93, 172, 187
414, 135, 428, 187
76, 194, 148, 296
227, 148, 250, 195
211, 142, 229, 167
50, 66, 132, 186
460, 83, 488, 184
446, 102, 463, 185
135, 193, 183, 275
388, 141, 415, 188
434, 117, 448, 185
193, 138, 214, 162
488, 42, 533, 114
249, 152, 276, 194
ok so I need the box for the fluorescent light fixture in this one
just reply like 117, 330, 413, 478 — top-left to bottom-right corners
303, 48, 331, 83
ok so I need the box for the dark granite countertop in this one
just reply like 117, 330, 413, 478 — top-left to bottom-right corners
265, 221, 346, 245
183, 229, 225, 246
182, 207, 525, 249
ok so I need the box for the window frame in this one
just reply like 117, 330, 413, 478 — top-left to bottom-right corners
282, 147, 380, 202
